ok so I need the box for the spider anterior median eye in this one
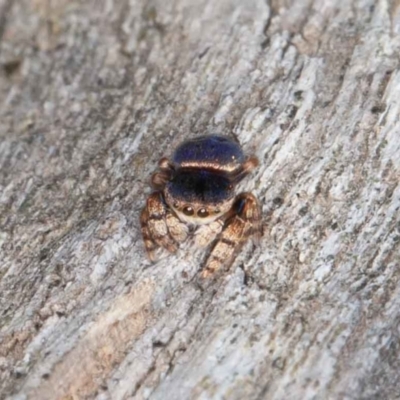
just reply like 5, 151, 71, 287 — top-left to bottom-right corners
183, 206, 194, 216
198, 208, 209, 218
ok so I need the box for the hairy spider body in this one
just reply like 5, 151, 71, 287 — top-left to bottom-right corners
141, 135, 261, 278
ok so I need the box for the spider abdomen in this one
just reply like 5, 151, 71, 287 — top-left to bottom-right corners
171, 135, 245, 173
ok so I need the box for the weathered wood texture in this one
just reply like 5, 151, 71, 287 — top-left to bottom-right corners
1, 0, 400, 399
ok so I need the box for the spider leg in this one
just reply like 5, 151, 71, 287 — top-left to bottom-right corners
151, 171, 171, 190
195, 220, 224, 247
201, 192, 262, 278
151, 157, 175, 190
166, 212, 189, 243
140, 192, 179, 258
140, 207, 158, 261
228, 156, 259, 184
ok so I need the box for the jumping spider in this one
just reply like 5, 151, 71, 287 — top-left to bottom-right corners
141, 135, 262, 278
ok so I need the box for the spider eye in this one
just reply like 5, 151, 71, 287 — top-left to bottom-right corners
214, 209, 221, 214
183, 206, 194, 216
198, 208, 209, 218
173, 202, 179, 208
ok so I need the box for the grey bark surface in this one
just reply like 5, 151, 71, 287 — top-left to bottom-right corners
1, 0, 400, 399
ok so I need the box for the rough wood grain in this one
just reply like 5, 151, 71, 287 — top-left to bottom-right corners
1, 0, 400, 399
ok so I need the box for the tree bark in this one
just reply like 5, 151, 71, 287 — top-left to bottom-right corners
1, 0, 400, 399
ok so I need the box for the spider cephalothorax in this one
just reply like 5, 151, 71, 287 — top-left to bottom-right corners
141, 135, 262, 278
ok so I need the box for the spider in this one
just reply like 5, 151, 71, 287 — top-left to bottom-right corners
140, 135, 262, 278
